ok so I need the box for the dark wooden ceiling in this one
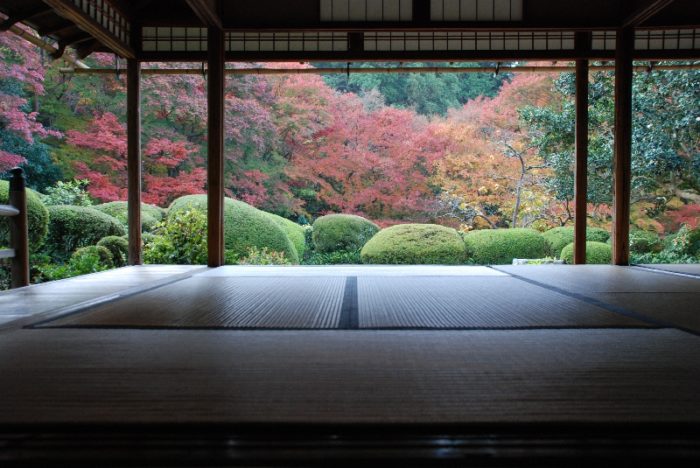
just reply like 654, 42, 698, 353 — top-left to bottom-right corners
0, 0, 698, 60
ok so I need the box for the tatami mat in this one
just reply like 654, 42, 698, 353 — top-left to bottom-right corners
35, 273, 654, 330
495, 265, 700, 293
597, 292, 700, 332
0, 265, 202, 320
1, 328, 699, 424
637, 264, 700, 277
358, 276, 651, 328
40, 276, 345, 329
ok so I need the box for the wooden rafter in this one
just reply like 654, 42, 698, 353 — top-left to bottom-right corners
41, 0, 134, 58
185, 0, 222, 29
75, 39, 102, 59
622, 0, 675, 27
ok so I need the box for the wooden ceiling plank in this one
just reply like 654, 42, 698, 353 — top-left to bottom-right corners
185, 0, 222, 29
41, 0, 134, 58
623, 0, 676, 28
38, 21, 77, 37
0, 4, 53, 31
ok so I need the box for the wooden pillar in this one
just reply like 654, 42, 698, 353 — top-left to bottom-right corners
612, 27, 634, 265
127, 58, 142, 265
9, 168, 29, 288
573, 38, 589, 265
207, 26, 225, 267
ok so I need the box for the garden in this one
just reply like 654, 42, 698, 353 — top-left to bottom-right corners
2, 178, 700, 289
1, 27, 699, 289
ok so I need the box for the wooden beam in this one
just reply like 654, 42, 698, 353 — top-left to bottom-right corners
207, 27, 225, 267
50, 42, 66, 60
2, 16, 88, 68
127, 58, 142, 266
75, 40, 102, 59
63, 33, 95, 47
623, 0, 675, 28
41, 0, 135, 58
574, 33, 590, 265
58, 63, 700, 76
612, 27, 634, 266
185, 0, 222, 29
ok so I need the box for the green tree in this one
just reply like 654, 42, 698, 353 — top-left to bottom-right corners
316, 62, 507, 116
520, 63, 700, 229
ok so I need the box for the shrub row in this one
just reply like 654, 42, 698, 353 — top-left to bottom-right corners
19, 182, 694, 271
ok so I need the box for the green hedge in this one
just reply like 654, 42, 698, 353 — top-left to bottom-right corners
542, 226, 610, 258
93, 201, 164, 232
264, 212, 306, 258
97, 235, 129, 267
360, 224, 466, 264
561, 241, 611, 264
313, 214, 379, 254
464, 228, 548, 265
0, 180, 49, 251
44, 205, 126, 261
168, 195, 298, 263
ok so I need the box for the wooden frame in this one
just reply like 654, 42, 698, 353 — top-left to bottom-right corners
7, 0, 695, 268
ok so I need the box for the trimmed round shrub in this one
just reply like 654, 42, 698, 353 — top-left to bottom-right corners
360, 224, 466, 264
44, 205, 126, 261
97, 235, 129, 267
464, 228, 548, 265
542, 226, 610, 258
313, 214, 379, 254
0, 180, 49, 251
629, 230, 662, 254
93, 201, 164, 232
264, 212, 307, 257
561, 241, 612, 264
72, 245, 114, 269
168, 195, 298, 264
